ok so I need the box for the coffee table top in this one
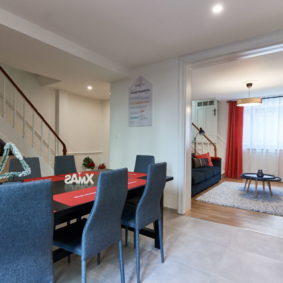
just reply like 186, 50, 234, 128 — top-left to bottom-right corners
241, 173, 281, 181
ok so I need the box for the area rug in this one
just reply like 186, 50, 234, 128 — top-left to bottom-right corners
196, 181, 283, 217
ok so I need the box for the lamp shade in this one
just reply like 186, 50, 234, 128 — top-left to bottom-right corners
236, 97, 262, 107
237, 83, 262, 107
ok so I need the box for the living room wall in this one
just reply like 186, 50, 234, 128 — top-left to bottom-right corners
110, 58, 184, 210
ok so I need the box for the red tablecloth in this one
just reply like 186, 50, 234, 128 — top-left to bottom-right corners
24, 171, 146, 183
53, 178, 146, 207
128, 172, 147, 179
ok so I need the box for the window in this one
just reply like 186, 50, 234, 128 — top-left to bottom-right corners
243, 97, 283, 151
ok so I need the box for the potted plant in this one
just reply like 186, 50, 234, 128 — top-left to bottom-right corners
82, 157, 95, 171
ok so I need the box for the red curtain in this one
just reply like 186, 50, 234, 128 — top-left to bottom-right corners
225, 101, 244, 178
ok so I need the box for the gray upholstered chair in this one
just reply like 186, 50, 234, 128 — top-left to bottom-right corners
54, 155, 77, 175
122, 162, 167, 283
129, 155, 155, 206
53, 168, 128, 283
0, 180, 54, 283
9, 157, 41, 181
134, 155, 155, 173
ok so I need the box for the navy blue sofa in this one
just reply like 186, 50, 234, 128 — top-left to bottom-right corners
192, 157, 222, 196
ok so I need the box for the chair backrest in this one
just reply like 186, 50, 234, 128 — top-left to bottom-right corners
136, 162, 167, 229
134, 155, 155, 173
81, 168, 128, 260
54, 155, 77, 175
0, 180, 53, 283
9, 157, 41, 181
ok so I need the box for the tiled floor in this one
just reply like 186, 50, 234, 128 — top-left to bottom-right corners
54, 209, 283, 283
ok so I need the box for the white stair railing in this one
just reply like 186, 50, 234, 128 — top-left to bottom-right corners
0, 66, 67, 167
193, 142, 216, 156
192, 123, 217, 157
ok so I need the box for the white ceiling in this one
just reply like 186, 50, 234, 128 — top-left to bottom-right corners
1, 1, 283, 98
0, 25, 112, 99
192, 51, 283, 101
2, 0, 283, 67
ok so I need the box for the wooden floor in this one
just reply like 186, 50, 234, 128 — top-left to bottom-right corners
187, 177, 283, 238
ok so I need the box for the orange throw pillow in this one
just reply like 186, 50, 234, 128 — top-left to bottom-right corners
195, 152, 213, 167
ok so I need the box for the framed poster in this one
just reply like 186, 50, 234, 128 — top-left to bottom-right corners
128, 76, 152, 127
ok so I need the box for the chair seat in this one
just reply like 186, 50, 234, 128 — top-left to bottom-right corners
54, 219, 87, 256
121, 204, 137, 228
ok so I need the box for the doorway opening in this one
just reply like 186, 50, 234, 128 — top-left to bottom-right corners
181, 42, 283, 237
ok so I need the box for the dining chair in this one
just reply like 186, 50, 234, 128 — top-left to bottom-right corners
127, 155, 156, 206
0, 180, 53, 283
53, 168, 128, 283
122, 162, 167, 283
54, 155, 77, 175
134, 155, 155, 173
9, 156, 41, 181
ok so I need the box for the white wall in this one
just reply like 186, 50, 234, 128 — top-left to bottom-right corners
2, 64, 56, 127
101, 100, 110, 166
110, 58, 182, 210
58, 90, 109, 171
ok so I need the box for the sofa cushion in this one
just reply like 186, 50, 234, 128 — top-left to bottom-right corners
195, 152, 213, 166
192, 158, 208, 168
192, 166, 220, 185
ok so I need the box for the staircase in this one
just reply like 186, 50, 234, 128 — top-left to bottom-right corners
192, 123, 227, 174
192, 122, 217, 157
0, 66, 67, 175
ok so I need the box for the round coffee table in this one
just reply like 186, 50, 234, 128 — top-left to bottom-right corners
241, 173, 281, 197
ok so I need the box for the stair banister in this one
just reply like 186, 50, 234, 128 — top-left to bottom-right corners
0, 66, 67, 156
192, 122, 217, 157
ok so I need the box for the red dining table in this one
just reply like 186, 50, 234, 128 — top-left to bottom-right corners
24, 170, 173, 262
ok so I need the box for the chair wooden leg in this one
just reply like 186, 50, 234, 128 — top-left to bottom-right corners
118, 240, 125, 283
135, 229, 140, 283
97, 253, 101, 265
125, 227, 128, 247
81, 259, 86, 283
158, 219, 165, 263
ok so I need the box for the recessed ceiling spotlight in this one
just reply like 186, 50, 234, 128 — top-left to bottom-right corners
87, 85, 93, 90
212, 3, 223, 14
